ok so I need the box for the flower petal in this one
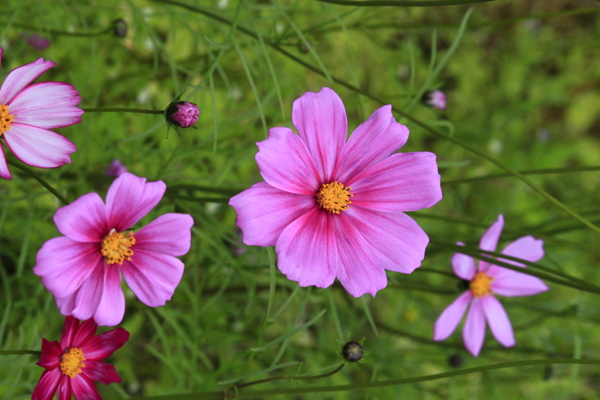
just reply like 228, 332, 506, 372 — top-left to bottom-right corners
489, 268, 549, 297
92, 265, 125, 327
81, 360, 122, 384
3, 123, 76, 168
341, 206, 429, 274
59, 315, 79, 347
0, 144, 12, 180
433, 291, 472, 341
480, 214, 504, 254
105, 173, 166, 231
34, 238, 102, 299
229, 182, 316, 247
332, 214, 387, 297
57, 376, 71, 400
32, 369, 61, 400
0, 57, 55, 104
276, 207, 338, 289
55, 294, 78, 321
463, 298, 486, 357
71, 262, 105, 321
72, 318, 98, 349
336, 105, 409, 182
37, 339, 62, 369
292, 87, 346, 182
481, 295, 515, 347
81, 327, 129, 360
256, 127, 320, 194
499, 235, 544, 267
452, 242, 476, 280
134, 213, 194, 257
70, 374, 102, 400
53, 192, 108, 242
122, 250, 184, 307
347, 152, 442, 212
10, 82, 83, 129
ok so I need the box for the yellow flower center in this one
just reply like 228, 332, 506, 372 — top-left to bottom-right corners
59, 347, 86, 378
316, 181, 353, 214
101, 229, 136, 265
470, 271, 494, 298
0, 104, 14, 136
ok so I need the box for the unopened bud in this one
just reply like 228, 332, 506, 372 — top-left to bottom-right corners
423, 90, 446, 110
113, 19, 128, 38
166, 101, 200, 129
341, 341, 363, 362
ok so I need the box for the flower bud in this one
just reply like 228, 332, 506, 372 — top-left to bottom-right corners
341, 341, 364, 362
113, 19, 128, 38
106, 159, 127, 177
26, 33, 51, 50
423, 90, 446, 110
166, 101, 200, 129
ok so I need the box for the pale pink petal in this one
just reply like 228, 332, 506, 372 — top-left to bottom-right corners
72, 318, 98, 348
229, 182, 316, 247
10, 82, 83, 129
256, 127, 320, 194
489, 267, 549, 297
292, 87, 347, 182
347, 152, 442, 212
481, 295, 515, 347
0, 57, 55, 104
81, 361, 122, 384
336, 105, 409, 182
134, 214, 194, 257
499, 236, 544, 267
0, 144, 12, 180
81, 327, 129, 360
34, 238, 101, 299
32, 369, 61, 400
452, 242, 476, 280
70, 374, 102, 400
434, 291, 472, 341
478, 214, 504, 271
37, 339, 62, 369
53, 193, 108, 242
55, 294, 78, 319
105, 173, 166, 231
71, 262, 105, 321
332, 214, 387, 297
275, 207, 338, 289
341, 206, 428, 274
57, 376, 71, 400
463, 298, 486, 357
3, 123, 76, 168
122, 250, 184, 307
92, 265, 125, 327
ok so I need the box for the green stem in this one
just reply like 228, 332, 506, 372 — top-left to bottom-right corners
0, 350, 41, 356
230, 364, 345, 392
442, 166, 600, 186
7, 160, 69, 205
317, 0, 495, 6
82, 108, 165, 114
0, 21, 111, 37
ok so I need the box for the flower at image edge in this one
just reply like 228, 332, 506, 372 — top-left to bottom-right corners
229, 87, 442, 297
32, 316, 129, 400
433, 214, 549, 357
0, 48, 82, 180
34, 173, 194, 326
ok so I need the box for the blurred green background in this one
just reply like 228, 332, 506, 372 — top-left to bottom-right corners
1, 0, 600, 399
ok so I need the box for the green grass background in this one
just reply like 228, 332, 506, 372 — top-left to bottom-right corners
1, 0, 600, 399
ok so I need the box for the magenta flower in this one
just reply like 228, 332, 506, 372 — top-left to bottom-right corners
34, 173, 194, 326
32, 316, 129, 400
166, 101, 200, 128
433, 214, 548, 357
424, 90, 446, 110
229, 87, 442, 297
105, 159, 127, 177
26, 33, 51, 51
0, 48, 82, 180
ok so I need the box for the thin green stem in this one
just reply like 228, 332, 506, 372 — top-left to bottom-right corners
0, 21, 111, 37
442, 166, 600, 186
317, 0, 494, 5
82, 108, 165, 114
0, 350, 41, 356
7, 160, 69, 205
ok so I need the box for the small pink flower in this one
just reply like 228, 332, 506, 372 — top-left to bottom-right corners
229, 87, 442, 297
26, 33, 51, 51
34, 173, 194, 326
433, 214, 549, 357
0, 48, 82, 180
105, 159, 127, 177
424, 90, 446, 110
166, 101, 200, 128
32, 316, 129, 400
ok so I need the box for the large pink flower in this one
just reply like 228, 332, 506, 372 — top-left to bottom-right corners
0, 48, 82, 180
32, 316, 129, 400
433, 214, 549, 357
229, 87, 442, 297
34, 173, 194, 326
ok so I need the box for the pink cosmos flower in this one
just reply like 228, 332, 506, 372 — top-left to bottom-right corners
433, 214, 549, 357
34, 173, 194, 326
424, 90, 446, 110
32, 316, 129, 400
229, 87, 442, 297
0, 48, 82, 180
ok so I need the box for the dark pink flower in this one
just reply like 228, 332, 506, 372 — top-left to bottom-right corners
32, 316, 129, 400
166, 101, 199, 128
424, 90, 446, 110
34, 173, 194, 326
26, 34, 51, 51
105, 159, 127, 177
229, 87, 442, 297
433, 214, 548, 357
0, 48, 82, 180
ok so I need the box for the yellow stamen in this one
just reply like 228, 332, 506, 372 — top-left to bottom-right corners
316, 181, 353, 214
59, 347, 86, 378
0, 104, 14, 136
470, 271, 494, 298
101, 229, 136, 265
